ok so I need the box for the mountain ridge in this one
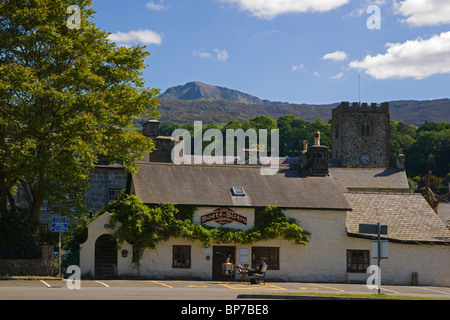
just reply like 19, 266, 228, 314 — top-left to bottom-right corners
156, 82, 450, 125
159, 81, 288, 105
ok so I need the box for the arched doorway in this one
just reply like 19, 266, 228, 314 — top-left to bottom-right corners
95, 234, 117, 279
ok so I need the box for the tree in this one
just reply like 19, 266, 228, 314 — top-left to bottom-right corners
0, 0, 159, 240
422, 171, 450, 213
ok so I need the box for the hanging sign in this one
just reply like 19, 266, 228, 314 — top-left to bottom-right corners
201, 208, 247, 226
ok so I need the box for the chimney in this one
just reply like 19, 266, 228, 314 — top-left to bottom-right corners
142, 119, 160, 139
299, 131, 329, 176
313, 131, 320, 146
302, 140, 308, 153
397, 148, 406, 170
142, 118, 180, 163
239, 148, 260, 165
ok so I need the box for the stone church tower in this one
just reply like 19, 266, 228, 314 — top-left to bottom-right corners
331, 102, 390, 168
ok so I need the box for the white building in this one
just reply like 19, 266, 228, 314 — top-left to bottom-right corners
80, 160, 450, 286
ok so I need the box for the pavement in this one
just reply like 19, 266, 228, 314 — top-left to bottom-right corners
0, 278, 449, 300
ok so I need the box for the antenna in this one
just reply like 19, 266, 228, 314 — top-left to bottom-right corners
358, 75, 361, 106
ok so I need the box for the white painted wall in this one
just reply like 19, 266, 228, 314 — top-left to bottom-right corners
79, 208, 450, 286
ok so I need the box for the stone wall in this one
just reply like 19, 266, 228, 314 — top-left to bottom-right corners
85, 166, 128, 214
332, 102, 390, 168
0, 246, 53, 276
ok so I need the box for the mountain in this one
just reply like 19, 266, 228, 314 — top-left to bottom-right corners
155, 82, 450, 125
159, 81, 283, 105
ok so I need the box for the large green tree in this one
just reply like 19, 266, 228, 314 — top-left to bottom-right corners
0, 0, 159, 240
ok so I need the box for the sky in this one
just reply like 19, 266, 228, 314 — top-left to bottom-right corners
90, 0, 450, 104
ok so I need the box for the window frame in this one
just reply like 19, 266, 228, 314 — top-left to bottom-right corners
361, 120, 370, 136
107, 189, 122, 203
172, 245, 191, 269
346, 249, 370, 273
251, 246, 280, 270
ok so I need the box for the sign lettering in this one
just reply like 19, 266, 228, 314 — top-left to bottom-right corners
201, 208, 247, 226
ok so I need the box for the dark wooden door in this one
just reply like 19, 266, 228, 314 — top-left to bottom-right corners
212, 246, 235, 280
95, 234, 117, 279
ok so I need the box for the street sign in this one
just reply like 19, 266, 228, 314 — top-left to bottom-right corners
52, 216, 66, 224
51, 216, 68, 232
359, 223, 388, 235
372, 240, 389, 259
359, 222, 389, 294
51, 223, 68, 232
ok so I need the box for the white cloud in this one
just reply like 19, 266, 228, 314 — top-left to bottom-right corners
214, 49, 229, 62
322, 51, 348, 61
146, 1, 168, 11
193, 49, 212, 59
394, 0, 450, 26
291, 64, 307, 72
218, 0, 350, 19
331, 72, 344, 79
194, 48, 229, 62
349, 31, 450, 80
345, 0, 386, 18
109, 29, 163, 47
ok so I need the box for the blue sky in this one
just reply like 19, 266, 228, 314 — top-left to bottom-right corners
91, 0, 450, 104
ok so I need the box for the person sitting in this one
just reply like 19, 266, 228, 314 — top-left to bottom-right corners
248, 257, 267, 276
224, 257, 234, 274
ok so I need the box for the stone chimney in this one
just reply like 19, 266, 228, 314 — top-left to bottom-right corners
313, 131, 320, 146
397, 148, 406, 170
142, 119, 160, 139
239, 148, 260, 165
142, 118, 181, 163
302, 140, 309, 153
299, 131, 329, 176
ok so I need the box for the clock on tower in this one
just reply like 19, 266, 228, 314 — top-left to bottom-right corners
360, 154, 371, 165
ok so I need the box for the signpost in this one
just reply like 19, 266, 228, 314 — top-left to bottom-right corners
359, 222, 388, 293
51, 216, 68, 276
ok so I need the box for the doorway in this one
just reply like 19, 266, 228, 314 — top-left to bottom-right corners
212, 246, 235, 280
94, 234, 117, 279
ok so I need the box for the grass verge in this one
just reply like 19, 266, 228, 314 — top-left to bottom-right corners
254, 292, 449, 300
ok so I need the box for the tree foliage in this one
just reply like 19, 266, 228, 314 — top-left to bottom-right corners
0, 0, 159, 238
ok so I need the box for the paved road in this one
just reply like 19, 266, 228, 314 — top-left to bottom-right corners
0, 279, 449, 300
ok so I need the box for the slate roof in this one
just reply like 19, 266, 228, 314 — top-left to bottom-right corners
345, 192, 450, 244
130, 162, 352, 211
329, 168, 409, 192
437, 201, 450, 229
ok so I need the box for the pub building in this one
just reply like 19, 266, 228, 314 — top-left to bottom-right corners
80, 108, 450, 286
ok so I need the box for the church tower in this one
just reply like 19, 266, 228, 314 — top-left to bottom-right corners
331, 102, 390, 168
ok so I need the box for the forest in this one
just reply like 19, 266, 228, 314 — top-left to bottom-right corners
154, 115, 450, 195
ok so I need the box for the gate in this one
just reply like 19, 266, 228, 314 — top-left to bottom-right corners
94, 234, 117, 279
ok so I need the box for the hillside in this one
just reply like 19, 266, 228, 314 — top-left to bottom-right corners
159, 81, 274, 105
154, 82, 450, 125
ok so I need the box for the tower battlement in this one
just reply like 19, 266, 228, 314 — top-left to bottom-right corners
334, 101, 389, 113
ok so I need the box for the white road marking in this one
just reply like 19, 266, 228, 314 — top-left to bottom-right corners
40, 280, 52, 288
414, 287, 450, 296
95, 281, 110, 288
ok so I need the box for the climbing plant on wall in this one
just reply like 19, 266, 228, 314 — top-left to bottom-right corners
98, 193, 310, 264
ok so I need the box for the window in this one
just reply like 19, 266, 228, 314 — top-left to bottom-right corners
361, 120, 370, 136
251, 247, 279, 270
254, 208, 266, 228
346, 250, 369, 272
231, 187, 245, 196
108, 189, 122, 203
172, 245, 191, 268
